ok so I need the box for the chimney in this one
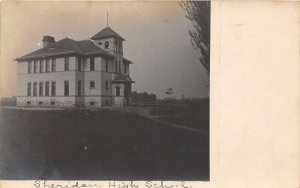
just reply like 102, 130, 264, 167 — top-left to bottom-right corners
42, 36, 55, 47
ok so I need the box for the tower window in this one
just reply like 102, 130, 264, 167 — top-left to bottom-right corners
114, 41, 118, 52
105, 41, 109, 49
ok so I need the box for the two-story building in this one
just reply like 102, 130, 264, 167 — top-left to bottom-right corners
15, 26, 134, 107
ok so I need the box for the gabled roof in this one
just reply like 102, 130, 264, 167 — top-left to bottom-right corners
123, 57, 133, 64
112, 74, 135, 83
15, 38, 114, 61
91, 26, 125, 41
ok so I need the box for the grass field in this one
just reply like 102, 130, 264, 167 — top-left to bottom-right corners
0, 108, 209, 180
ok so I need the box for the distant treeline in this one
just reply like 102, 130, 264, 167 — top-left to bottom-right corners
0, 96, 16, 106
131, 91, 157, 103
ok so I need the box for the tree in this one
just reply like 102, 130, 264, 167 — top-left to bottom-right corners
180, 1, 210, 75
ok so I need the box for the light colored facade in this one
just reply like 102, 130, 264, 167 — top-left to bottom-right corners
15, 27, 134, 107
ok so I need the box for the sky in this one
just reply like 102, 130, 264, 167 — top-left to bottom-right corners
0, 1, 209, 99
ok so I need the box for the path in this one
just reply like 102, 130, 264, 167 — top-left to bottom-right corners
124, 106, 208, 134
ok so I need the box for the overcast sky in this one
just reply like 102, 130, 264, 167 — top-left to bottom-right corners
0, 1, 209, 99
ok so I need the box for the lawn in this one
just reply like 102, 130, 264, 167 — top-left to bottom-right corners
0, 108, 209, 180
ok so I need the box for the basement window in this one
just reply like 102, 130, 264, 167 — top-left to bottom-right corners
27, 101, 31, 105
51, 101, 55, 105
39, 101, 43, 105
89, 102, 95, 106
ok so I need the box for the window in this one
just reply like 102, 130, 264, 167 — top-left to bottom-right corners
90, 58, 95, 71
104, 41, 109, 49
45, 82, 49, 96
115, 60, 118, 73
28, 61, 32, 73
116, 86, 120, 96
40, 60, 44, 73
39, 101, 43, 105
119, 61, 121, 73
98, 41, 102, 45
51, 101, 55, 105
78, 57, 82, 71
84, 59, 88, 68
39, 82, 43, 96
51, 82, 56, 96
65, 57, 69, 71
124, 63, 127, 74
78, 80, 81, 96
105, 59, 109, 72
27, 83, 31, 96
89, 101, 95, 106
34, 61, 38, 73
27, 101, 31, 105
52, 58, 56, 72
64, 80, 69, 96
33, 82, 37, 96
90, 80, 95, 89
105, 81, 109, 90
46, 59, 50, 72
120, 42, 123, 53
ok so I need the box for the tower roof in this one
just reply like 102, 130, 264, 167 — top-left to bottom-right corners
91, 26, 125, 41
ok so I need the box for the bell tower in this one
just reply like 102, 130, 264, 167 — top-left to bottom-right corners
90, 17, 126, 74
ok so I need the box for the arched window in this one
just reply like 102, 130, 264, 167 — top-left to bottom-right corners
98, 41, 102, 45
116, 86, 120, 96
104, 41, 109, 49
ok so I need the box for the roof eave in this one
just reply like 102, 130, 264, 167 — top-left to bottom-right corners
91, 35, 125, 41
15, 51, 78, 61
123, 58, 133, 64
84, 52, 115, 58
111, 80, 135, 83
